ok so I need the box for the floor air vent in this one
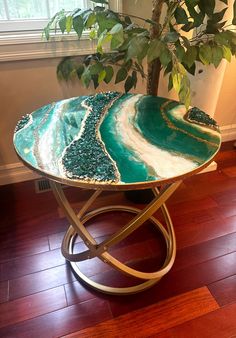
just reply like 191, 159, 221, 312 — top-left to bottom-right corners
35, 179, 68, 193
35, 179, 52, 193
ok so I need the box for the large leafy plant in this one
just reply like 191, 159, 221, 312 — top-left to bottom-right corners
44, 0, 236, 108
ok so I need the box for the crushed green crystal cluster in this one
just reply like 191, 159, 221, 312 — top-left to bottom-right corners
62, 92, 120, 182
15, 114, 30, 133
186, 107, 218, 129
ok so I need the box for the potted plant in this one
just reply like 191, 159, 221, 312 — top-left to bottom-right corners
44, 0, 236, 202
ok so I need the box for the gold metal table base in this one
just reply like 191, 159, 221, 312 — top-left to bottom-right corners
51, 181, 182, 295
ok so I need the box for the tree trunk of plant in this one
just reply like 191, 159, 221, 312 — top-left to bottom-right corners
146, 0, 165, 96
146, 59, 162, 96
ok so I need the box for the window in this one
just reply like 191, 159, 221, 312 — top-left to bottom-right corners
0, 0, 93, 32
0, 0, 122, 62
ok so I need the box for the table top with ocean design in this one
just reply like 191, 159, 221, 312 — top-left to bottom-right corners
14, 92, 221, 190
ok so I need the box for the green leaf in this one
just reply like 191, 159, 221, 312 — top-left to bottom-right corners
66, 16, 73, 33
98, 69, 106, 83
59, 16, 67, 33
71, 8, 81, 17
181, 36, 190, 48
81, 9, 92, 24
110, 23, 124, 49
222, 45, 232, 62
125, 75, 134, 92
89, 62, 103, 75
185, 3, 205, 27
199, 0, 216, 17
227, 31, 236, 44
73, 15, 84, 38
125, 25, 148, 35
117, 34, 132, 52
110, 23, 123, 35
76, 64, 85, 79
164, 62, 173, 76
199, 44, 212, 65
106, 9, 121, 22
97, 30, 112, 54
125, 59, 133, 72
183, 46, 197, 68
233, 0, 236, 25
212, 8, 227, 23
89, 29, 97, 39
175, 42, 185, 62
186, 0, 200, 7
104, 66, 114, 83
174, 7, 189, 24
179, 75, 191, 109
206, 19, 226, 34
168, 75, 173, 91
212, 45, 224, 67
184, 62, 196, 76
115, 67, 128, 83
159, 46, 172, 67
125, 16, 132, 25
131, 70, 138, 89
127, 36, 149, 62
92, 74, 99, 89
42, 9, 66, 39
96, 12, 119, 33
83, 54, 92, 66
172, 72, 182, 93
85, 12, 96, 28
94, 6, 105, 12
178, 63, 187, 75
81, 67, 91, 88
147, 40, 164, 63
214, 32, 229, 46
111, 34, 124, 49
163, 31, 180, 43
43, 27, 50, 40
57, 58, 76, 81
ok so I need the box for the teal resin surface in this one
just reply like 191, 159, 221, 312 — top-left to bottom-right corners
14, 92, 221, 189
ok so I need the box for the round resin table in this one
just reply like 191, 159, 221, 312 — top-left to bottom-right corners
14, 92, 221, 295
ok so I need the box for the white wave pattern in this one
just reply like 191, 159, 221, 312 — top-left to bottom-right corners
115, 95, 198, 179
38, 100, 70, 175
170, 105, 220, 137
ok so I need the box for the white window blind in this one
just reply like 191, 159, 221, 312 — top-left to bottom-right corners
0, 0, 92, 32
0, 0, 122, 62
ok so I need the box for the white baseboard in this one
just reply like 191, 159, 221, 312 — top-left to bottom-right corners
0, 160, 217, 186
220, 124, 236, 142
0, 162, 40, 185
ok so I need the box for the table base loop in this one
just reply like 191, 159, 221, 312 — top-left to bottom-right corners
51, 181, 182, 295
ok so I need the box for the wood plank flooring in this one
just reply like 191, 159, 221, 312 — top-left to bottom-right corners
67, 288, 219, 338
0, 141, 236, 337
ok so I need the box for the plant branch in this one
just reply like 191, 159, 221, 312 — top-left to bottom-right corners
118, 12, 153, 23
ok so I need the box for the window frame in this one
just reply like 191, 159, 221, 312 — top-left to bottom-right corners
0, 20, 50, 32
0, 0, 92, 32
0, 0, 123, 62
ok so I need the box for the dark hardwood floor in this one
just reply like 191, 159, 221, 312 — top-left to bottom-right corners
0, 141, 236, 338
